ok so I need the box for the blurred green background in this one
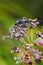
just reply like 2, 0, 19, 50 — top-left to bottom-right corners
0, 0, 43, 65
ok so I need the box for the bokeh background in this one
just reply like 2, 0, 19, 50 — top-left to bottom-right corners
0, 0, 43, 65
